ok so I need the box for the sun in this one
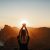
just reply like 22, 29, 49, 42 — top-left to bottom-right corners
20, 20, 29, 26
17, 18, 29, 28
21, 20, 28, 25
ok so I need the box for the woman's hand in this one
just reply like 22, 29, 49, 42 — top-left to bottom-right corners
22, 23, 26, 27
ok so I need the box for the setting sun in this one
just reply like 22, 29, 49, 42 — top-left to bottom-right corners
20, 20, 28, 24
17, 18, 30, 28
20, 20, 28, 25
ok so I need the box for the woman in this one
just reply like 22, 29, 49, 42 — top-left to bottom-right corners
17, 24, 30, 50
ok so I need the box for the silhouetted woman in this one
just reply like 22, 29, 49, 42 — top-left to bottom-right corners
17, 24, 30, 50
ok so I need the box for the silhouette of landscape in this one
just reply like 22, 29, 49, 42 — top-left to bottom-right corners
0, 25, 50, 50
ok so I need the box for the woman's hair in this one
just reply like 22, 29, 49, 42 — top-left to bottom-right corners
21, 29, 26, 36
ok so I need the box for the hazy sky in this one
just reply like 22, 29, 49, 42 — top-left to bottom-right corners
0, 0, 50, 27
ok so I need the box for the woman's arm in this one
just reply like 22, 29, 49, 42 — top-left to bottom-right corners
19, 26, 23, 35
25, 26, 29, 36
17, 26, 23, 40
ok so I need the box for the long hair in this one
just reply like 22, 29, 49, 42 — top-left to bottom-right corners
21, 29, 26, 37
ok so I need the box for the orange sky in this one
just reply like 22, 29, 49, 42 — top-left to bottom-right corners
0, 0, 50, 28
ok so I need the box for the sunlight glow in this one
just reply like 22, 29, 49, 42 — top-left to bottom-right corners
20, 20, 29, 27
21, 20, 28, 25
17, 18, 30, 28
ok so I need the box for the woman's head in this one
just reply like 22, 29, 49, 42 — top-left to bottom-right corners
21, 29, 26, 36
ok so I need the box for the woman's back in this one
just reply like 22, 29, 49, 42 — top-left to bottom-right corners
17, 24, 30, 50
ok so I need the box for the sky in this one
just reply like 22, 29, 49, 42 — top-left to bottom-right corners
0, 0, 50, 28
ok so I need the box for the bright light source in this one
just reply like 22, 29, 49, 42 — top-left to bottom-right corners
21, 20, 28, 24
16, 18, 30, 28
19, 19, 29, 27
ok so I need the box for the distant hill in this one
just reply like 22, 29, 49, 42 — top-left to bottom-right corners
0, 27, 1, 31
0, 25, 50, 50
27, 27, 50, 49
0, 25, 19, 42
